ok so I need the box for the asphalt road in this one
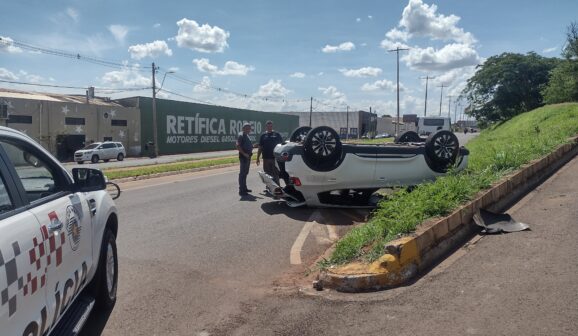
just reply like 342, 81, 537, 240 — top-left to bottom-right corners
81, 146, 576, 335
81, 164, 370, 336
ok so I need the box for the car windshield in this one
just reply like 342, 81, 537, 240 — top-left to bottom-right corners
83, 144, 99, 150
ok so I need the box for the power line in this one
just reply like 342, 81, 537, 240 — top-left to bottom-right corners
0, 79, 150, 92
0, 37, 149, 71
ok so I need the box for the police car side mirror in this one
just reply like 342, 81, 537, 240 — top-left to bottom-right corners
72, 168, 107, 192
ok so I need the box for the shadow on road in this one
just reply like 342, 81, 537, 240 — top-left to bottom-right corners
78, 303, 114, 336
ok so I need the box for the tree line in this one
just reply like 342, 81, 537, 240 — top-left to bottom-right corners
462, 22, 578, 127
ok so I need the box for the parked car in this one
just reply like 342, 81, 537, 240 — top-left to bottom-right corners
259, 126, 468, 207
374, 133, 391, 139
74, 142, 126, 164
0, 127, 120, 335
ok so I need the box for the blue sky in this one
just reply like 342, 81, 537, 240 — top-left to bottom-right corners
1, 0, 576, 117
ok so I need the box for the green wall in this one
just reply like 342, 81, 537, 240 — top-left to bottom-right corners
137, 97, 299, 155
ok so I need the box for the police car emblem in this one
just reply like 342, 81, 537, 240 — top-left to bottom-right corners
66, 206, 81, 251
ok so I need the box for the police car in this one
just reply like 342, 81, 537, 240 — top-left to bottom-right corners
0, 127, 120, 335
259, 126, 468, 207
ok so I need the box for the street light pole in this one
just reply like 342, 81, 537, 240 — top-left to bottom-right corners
421, 75, 434, 117
437, 84, 447, 116
346, 105, 349, 141
151, 62, 159, 158
388, 47, 409, 137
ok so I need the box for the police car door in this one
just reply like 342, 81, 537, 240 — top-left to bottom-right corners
0, 138, 93, 334
0, 151, 48, 336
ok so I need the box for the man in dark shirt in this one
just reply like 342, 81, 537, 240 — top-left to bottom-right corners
256, 120, 283, 185
236, 123, 253, 195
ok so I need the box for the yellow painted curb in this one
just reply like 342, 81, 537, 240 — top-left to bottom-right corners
318, 136, 578, 292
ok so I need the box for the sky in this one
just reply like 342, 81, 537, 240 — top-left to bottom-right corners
1, 0, 577, 118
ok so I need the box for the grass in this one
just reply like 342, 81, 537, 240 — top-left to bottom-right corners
326, 103, 578, 266
103, 156, 243, 180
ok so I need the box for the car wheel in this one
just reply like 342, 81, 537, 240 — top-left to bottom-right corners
91, 155, 99, 163
425, 130, 459, 172
91, 228, 118, 309
117, 153, 124, 161
395, 131, 422, 143
289, 126, 312, 142
302, 126, 343, 171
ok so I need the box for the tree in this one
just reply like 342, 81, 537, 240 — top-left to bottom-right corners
462, 52, 559, 124
542, 22, 578, 104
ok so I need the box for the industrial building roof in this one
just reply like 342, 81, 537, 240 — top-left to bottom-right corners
0, 87, 125, 107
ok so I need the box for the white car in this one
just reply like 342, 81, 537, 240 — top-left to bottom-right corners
0, 127, 120, 335
74, 142, 126, 164
259, 126, 468, 208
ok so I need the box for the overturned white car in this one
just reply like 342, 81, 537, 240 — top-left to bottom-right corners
259, 126, 469, 208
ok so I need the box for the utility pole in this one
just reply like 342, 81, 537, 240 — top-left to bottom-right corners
437, 84, 447, 116
454, 100, 460, 129
388, 47, 409, 137
421, 75, 435, 116
447, 95, 455, 120
309, 97, 313, 127
151, 62, 159, 158
346, 105, 349, 141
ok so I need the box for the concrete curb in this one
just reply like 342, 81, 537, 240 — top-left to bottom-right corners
110, 163, 238, 184
319, 136, 578, 292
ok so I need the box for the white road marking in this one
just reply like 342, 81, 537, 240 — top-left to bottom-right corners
290, 211, 320, 265
326, 224, 339, 241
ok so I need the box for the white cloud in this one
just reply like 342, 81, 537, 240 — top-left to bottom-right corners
66, 7, 79, 23
192, 58, 254, 76
402, 43, 481, 71
109, 25, 129, 44
318, 86, 348, 108
368, 15, 373, 20
255, 80, 291, 98
101, 65, 151, 87
339, 67, 382, 78
322, 42, 355, 53
18, 70, 44, 84
0, 68, 18, 80
397, 0, 476, 44
175, 18, 230, 53
380, 39, 410, 50
128, 40, 173, 60
361, 79, 402, 92
153, 23, 161, 28
193, 76, 212, 93
290, 72, 306, 78
543, 46, 557, 54
0, 36, 23, 53
356, 18, 361, 22
386, 28, 410, 42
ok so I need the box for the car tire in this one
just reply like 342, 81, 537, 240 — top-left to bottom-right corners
91, 228, 118, 310
425, 130, 459, 172
289, 126, 312, 142
395, 131, 422, 143
91, 155, 99, 164
303, 126, 342, 171
117, 153, 124, 161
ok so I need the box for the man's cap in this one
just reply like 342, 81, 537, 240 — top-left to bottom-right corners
266, 120, 273, 125
243, 122, 251, 127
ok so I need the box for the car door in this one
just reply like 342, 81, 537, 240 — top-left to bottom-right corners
0, 137, 93, 333
0, 157, 50, 336
103, 143, 116, 160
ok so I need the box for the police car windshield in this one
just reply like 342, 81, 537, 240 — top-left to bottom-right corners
83, 144, 99, 149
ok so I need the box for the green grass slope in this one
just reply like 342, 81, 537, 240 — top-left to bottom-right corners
327, 103, 578, 266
